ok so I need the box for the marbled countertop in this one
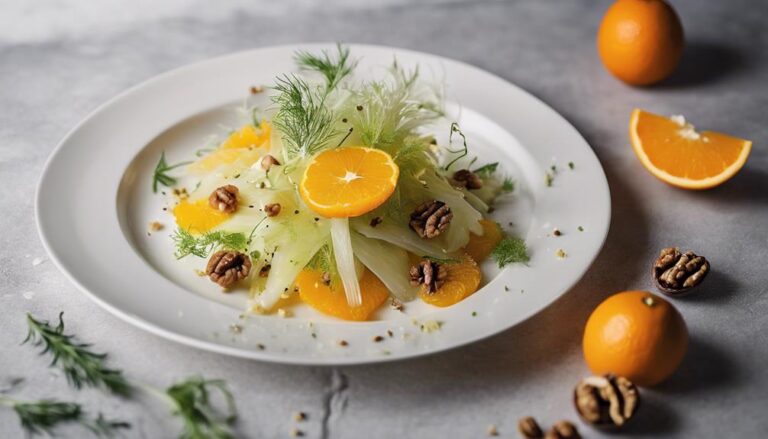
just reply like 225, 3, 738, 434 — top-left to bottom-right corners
1, 0, 766, 437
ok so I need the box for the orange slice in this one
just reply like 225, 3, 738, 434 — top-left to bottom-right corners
300, 146, 399, 218
630, 109, 752, 189
189, 122, 271, 173
295, 269, 390, 321
419, 256, 482, 308
464, 219, 503, 262
173, 199, 230, 233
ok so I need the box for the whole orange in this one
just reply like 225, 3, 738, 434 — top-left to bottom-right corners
597, 0, 684, 85
583, 291, 688, 386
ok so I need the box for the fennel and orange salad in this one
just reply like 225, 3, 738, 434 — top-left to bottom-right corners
155, 46, 528, 321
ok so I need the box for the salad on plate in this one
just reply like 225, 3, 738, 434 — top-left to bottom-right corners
156, 45, 527, 321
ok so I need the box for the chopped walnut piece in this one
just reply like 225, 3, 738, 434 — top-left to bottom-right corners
260, 154, 281, 171
265, 203, 281, 217
452, 169, 484, 189
390, 298, 404, 312
148, 221, 164, 233
574, 375, 640, 428
518, 416, 543, 439
206, 251, 251, 288
209, 185, 239, 213
259, 264, 271, 277
250, 85, 264, 94
409, 200, 452, 238
409, 259, 447, 294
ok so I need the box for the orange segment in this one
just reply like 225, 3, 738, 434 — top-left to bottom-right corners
189, 122, 271, 173
220, 121, 271, 150
419, 256, 482, 307
300, 147, 399, 218
173, 199, 230, 233
296, 269, 390, 321
464, 219, 503, 262
630, 109, 752, 189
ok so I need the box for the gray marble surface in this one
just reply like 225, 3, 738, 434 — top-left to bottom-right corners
1, 0, 767, 437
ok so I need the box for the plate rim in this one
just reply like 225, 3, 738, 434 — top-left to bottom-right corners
35, 42, 611, 365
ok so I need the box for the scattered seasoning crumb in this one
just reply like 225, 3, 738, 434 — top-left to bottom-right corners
504, 285, 510, 292
356, 105, 364, 111
148, 221, 164, 233
314, 217, 320, 222
387, 330, 394, 338
338, 340, 349, 347
250, 85, 264, 94
277, 308, 292, 318
289, 427, 304, 437
193, 269, 206, 277
229, 324, 242, 334
568, 161, 575, 170
373, 335, 385, 343
550, 165, 557, 173
555, 248, 567, 259
487, 425, 499, 436
553, 228, 562, 237
294, 412, 307, 422
577, 226, 584, 232
172, 188, 189, 200
391, 298, 404, 312
342, 118, 348, 123
248, 204, 254, 208
294, 209, 299, 214
310, 332, 317, 338
471, 311, 477, 317
545, 172, 554, 187
419, 320, 442, 333
256, 343, 265, 350
369, 216, 383, 227
280, 292, 290, 300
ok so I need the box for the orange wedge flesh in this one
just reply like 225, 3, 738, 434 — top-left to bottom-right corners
295, 269, 390, 321
630, 109, 752, 189
419, 256, 482, 307
173, 199, 230, 233
300, 147, 399, 218
464, 219, 503, 262
189, 122, 271, 173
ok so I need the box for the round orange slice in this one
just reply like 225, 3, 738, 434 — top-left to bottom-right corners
419, 256, 482, 308
630, 109, 752, 189
295, 269, 389, 321
300, 146, 399, 218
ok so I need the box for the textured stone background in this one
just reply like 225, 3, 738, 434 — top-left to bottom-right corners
1, 0, 766, 437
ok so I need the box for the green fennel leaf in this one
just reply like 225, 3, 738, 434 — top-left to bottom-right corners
473, 162, 498, 177
23, 313, 132, 396
153, 152, 192, 193
172, 229, 247, 259
491, 237, 530, 268
165, 377, 237, 439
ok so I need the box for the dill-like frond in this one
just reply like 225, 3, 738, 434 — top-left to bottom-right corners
444, 122, 468, 171
23, 313, 132, 396
502, 178, 515, 193
393, 136, 435, 174
165, 377, 237, 439
306, 243, 339, 281
348, 62, 443, 150
173, 229, 247, 259
491, 236, 530, 268
271, 75, 339, 159
295, 44, 356, 91
153, 152, 192, 193
0, 396, 130, 437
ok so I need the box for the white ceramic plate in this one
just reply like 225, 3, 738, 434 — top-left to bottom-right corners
36, 44, 610, 365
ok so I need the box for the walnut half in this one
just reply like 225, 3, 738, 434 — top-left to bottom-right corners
206, 251, 251, 288
652, 247, 710, 296
574, 375, 640, 428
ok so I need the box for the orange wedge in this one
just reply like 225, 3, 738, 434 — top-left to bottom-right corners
630, 109, 752, 189
295, 269, 390, 321
464, 219, 503, 262
419, 256, 482, 308
300, 147, 399, 218
173, 199, 230, 233
189, 122, 271, 173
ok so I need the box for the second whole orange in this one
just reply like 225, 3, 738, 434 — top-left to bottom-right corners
583, 291, 688, 387
597, 0, 684, 85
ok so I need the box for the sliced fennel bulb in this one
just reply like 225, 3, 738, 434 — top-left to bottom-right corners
350, 232, 417, 301
351, 218, 450, 259
330, 218, 362, 307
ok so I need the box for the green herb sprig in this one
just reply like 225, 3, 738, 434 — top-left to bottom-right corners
473, 162, 498, 178
153, 152, 192, 193
295, 44, 356, 91
502, 178, 515, 193
0, 396, 130, 437
164, 377, 237, 439
172, 229, 247, 259
24, 313, 132, 396
271, 75, 338, 159
491, 236, 530, 268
